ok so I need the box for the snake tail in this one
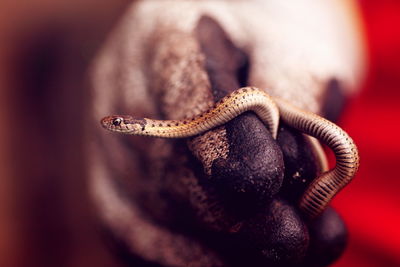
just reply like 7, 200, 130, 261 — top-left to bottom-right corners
275, 98, 360, 218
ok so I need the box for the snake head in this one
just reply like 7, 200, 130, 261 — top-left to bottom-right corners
101, 115, 146, 134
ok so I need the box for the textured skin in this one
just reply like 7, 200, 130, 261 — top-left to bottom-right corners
234, 198, 309, 265
303, 207, 348, 266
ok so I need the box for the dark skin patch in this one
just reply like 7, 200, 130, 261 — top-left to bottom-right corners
304, 207, 348, 266
320, 79, 347, 123
236, 198, 309, 264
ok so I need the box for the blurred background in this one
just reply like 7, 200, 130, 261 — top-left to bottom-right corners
332, 1, 400, 266
0, 0, 399, 266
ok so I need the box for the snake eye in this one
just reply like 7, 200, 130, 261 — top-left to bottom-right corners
112, 118, 123, 126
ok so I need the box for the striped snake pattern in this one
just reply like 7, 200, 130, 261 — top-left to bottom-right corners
275, 97, 359, 218
101, 87, 359, 218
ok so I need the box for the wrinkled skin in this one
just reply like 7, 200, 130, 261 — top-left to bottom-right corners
89, 1, 365, 266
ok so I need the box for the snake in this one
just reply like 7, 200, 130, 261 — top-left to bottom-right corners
101, 87, 359, 219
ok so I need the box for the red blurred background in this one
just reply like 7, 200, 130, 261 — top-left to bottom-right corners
333, 1, 400, 266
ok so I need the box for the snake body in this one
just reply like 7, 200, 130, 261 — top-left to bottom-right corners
101, 87, 279, 139
275, 97, 359, 218
101, 87, 359, 218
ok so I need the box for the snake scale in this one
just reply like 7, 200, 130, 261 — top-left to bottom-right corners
101, 87, 359, 218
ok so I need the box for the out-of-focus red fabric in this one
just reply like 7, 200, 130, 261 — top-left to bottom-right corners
332, 1, 400, 266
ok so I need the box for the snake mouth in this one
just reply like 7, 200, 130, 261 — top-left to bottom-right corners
100, 116, 112, 128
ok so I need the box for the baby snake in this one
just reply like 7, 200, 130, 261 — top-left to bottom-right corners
101, 87, 359, 218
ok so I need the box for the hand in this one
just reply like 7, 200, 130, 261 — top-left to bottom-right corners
91, 1, 365, 266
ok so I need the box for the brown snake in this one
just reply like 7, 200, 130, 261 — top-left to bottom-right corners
101, 87, 359, 218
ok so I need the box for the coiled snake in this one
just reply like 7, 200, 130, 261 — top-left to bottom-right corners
101, 87, 359, 218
